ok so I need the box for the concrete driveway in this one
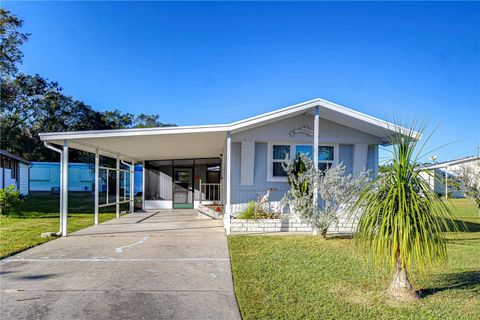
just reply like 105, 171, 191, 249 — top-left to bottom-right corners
0, 210, 241, 320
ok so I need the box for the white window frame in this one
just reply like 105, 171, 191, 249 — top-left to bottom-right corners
267, 142, 339, 182
317, 145, 335, 171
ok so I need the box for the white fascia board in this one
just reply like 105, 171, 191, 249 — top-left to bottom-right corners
39, 124, 230, 141
315, 98, 421, 140
227, 97, 420, 141
38, 97, 419, 149
228, 98, 320, 133
422, 156, 480, 170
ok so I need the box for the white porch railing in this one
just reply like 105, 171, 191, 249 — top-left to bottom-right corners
199, 179, 221, 205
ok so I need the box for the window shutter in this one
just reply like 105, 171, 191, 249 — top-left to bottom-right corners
240, 141, 255, 186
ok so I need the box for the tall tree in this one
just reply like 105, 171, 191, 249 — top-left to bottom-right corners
0, 9, 175, 162
0, 9, 29, 76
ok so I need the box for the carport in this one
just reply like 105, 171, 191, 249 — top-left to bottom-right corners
39, 125, 230, 236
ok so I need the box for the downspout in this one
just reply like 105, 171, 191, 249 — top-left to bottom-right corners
42, 142, 63, 237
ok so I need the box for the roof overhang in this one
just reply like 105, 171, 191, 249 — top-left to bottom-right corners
40, 125, 229, 162
39, 98, 419, 161
422, 156, 480, 170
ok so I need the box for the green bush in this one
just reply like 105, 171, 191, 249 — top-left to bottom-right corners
0, 185, 22, 216
237, 201, 278, 219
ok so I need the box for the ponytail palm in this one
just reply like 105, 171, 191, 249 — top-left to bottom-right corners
353, 124, 460, 300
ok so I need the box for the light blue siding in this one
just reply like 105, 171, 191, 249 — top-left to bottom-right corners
339, 144, 354, 175
366, 145, 377, 172
30, 162, 94, 192
30, 162, 143, 193
231, 142, 290, 204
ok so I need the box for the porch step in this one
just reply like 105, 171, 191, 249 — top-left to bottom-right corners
197, 204, 223, 220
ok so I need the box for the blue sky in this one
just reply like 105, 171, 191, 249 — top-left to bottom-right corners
5, 1, 480, 163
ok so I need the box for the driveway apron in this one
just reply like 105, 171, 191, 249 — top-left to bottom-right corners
0, 210, 242, 320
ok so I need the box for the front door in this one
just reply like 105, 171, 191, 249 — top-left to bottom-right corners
173, 167, 193, 209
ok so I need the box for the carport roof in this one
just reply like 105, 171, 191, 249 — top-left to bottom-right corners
39, 98, 418, 162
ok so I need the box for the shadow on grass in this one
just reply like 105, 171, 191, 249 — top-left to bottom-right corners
445, 218, 480, 233
418, 271, 480, 298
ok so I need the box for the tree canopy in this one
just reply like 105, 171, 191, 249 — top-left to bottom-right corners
0, 9, 174, 162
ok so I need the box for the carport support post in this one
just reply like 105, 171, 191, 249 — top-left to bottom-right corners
224, 131, 232, 235
94, 148, 99, 225
313, 106, 320, 236
142, 161, 145, 210
445, 166, 448, 199
116, 155, 120, 218
130, 161, 134, 213
61, 140, 69, 236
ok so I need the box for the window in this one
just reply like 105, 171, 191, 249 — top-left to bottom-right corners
318, 146, 334, 171
268, 143, 337, 182
272, 145, 290, 177
11, 161, 17, 179
295, 145, 334, 171
295, 145, 313, 158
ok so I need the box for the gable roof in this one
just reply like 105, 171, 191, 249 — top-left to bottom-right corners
39, 98, 419, 161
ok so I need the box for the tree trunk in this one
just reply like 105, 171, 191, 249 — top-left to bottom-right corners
387, 253, 418, 300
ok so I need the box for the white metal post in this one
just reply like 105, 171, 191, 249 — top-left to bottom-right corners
116, 155, 120, 218
130, 161, 135, 213
445, 166, 448, 199
44, 142, 64, 235
94, 148, 99, 225
225, 132, 232, 235
106, 168, 109, 204
59, 148, 64, 235
142, 161, 145, 210
61, 140, 69, 236
199, 179, 202, 205
313, 106, 320, 235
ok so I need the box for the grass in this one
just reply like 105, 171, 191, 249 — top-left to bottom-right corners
0, 192, 130, 258
228, 198, 480, 320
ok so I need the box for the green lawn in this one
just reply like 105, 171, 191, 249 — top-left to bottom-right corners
228, 199, 480, 320
0, 192, 130, 258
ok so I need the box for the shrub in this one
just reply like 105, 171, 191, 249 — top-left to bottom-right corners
0, 185, 22, 216
238, 201, 278, 219
282, 154, 370, 237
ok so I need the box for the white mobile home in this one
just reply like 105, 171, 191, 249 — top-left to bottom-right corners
39, 98, 414, 234
421, 156, 480, 198
0, 150, 31, 196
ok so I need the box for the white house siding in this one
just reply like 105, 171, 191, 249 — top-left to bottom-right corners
19, 163, 29, 195
423, 161, 480, 198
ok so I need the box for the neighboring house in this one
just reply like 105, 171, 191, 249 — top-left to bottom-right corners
30, 162, 143, 193
39, 98, 414, 218
30, 162, 95, 192
0, 150, 31, 196
420, 156, 480, 198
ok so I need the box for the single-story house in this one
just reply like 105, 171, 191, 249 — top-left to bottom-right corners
38, 98, 414, 235
420, 156, 480, 198
30, 162, 143, 193
0, 150, 31, 196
